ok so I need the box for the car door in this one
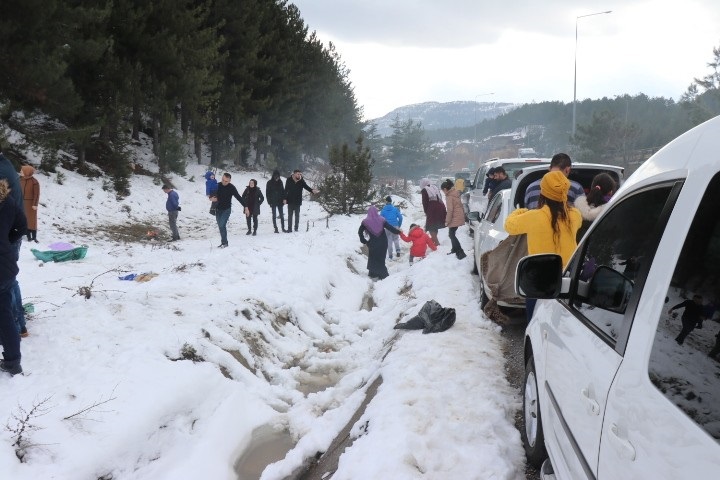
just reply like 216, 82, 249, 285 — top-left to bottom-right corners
468, 166, 489, 218
537, 184, 676, 479
599, 172, 720, 479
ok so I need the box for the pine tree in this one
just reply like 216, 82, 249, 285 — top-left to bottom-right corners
317, 136, 375, 215
681, 45, 720, 125
389, 116, 432, 180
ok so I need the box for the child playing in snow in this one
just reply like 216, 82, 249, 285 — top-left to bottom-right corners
400, 224, 437, 264
205, 170, 218, 214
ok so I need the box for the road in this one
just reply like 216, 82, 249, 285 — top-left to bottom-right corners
498, 310, 541, 480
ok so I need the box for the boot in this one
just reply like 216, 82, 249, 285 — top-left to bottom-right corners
246, 229, 252, 235
456, 250, 467, 260
281, 219, 286, 232
0, 359, 22, 376
252, 229, 257, 236
274, 227, 279, 233
31, 230, 38, 243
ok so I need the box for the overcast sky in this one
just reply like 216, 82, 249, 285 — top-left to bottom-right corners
291, 0, 720, 120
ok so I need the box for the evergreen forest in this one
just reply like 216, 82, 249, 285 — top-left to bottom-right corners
0, 0, 362, 184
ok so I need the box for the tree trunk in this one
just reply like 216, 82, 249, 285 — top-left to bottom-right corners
194, 133, 202, 164
132, 101, 141, 141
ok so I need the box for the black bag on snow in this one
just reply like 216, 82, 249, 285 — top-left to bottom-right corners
394, 300, 456, 334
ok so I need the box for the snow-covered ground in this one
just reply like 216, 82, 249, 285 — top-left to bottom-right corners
1, 134, 524, 479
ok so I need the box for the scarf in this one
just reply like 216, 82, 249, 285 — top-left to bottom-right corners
419, 178, 442, 201
362, 206, 386, 236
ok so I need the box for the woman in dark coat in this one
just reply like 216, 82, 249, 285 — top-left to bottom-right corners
419, 178, 447, 246
241, 179, 264, 236
0, 179, 27, 376
358, 206, 402, 280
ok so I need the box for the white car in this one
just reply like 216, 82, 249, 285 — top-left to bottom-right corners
516, 115, 720, 479
470, 163, 624, 309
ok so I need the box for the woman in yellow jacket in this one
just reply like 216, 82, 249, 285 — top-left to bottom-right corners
504, 170, 582, 321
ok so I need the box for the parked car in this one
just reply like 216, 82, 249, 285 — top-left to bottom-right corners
454, 171, 472, 193
516, 115, 720, 479
463, 157, 550, 228
469, 163, 624, 308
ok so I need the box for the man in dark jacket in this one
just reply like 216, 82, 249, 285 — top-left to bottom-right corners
0, 178, 27, 376
0, 143, 27, 338
210, 173, 245, 248
283, 169, 319, 233
669, 294, 705, 345
162, 185, 181, 241
482, 167, 497, 195
266, 170, 286, 233
489, 166, 511, 200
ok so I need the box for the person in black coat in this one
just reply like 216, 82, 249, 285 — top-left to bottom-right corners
209, 173, 245, 248
358, 206, 402, 280
0, 178, 27, 376
241, 179, 264, 236
669, 294, 705, 345
284, 169, 319, 232
0, 144, 27, 338
265, 170, 285, 233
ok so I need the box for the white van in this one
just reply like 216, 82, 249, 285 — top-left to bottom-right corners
515, 115, 720, 478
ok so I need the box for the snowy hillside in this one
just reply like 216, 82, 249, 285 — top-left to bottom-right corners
370, 100, 516, 137
0, 131, 524, 479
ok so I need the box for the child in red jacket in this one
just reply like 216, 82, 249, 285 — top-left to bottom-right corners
400, 224, 437, 264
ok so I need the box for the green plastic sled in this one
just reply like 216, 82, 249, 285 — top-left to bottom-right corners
31, 245, 89, 263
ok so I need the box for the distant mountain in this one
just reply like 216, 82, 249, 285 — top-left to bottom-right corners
369, 101, 517, 137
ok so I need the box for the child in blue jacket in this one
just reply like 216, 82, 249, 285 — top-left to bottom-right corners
205, 171, 218, 214
380, 196, 403, 259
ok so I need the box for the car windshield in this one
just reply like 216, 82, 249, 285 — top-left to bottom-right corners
493, 161, 545, 179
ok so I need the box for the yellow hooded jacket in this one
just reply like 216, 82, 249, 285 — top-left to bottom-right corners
504, 206, 581, 268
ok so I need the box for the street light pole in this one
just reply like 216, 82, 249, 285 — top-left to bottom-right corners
474, 92, 494, 167
572, 10, 611, 137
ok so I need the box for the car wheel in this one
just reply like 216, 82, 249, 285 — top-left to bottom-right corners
522, 355, 548, 468
479, 276, 489, 308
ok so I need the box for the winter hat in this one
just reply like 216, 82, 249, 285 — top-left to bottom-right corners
162, 184, 171, 190
540, 171, 570, 203
21, 165, 35, 177
486, 167, 496, 177
385, 196, 392, 203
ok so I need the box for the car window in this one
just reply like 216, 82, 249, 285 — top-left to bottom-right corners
564, 185, 675, 346
498, 162, 542, 179
649, 173, 720, 442
485, 191, 503, 224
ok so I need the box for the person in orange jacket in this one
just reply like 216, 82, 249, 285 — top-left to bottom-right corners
400, 224, 437, 264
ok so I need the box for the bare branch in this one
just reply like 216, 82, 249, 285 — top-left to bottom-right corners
63, 385, 119, 421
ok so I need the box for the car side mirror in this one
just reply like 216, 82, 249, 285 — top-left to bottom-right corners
586, 266, 633, 314
515, 254, 563, 299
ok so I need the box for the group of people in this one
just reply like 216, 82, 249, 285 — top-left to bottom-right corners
357, 175, 470, 280
162, 168, 319, 248
0, 142, 42, 377
501, 153, 617, 321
